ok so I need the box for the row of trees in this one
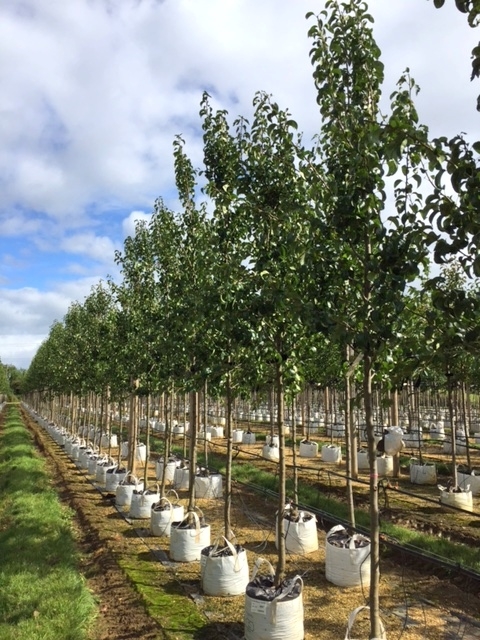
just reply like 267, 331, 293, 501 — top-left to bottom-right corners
22, 2, 480, 637
0, 362, 14, 401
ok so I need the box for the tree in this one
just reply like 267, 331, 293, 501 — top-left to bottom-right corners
430, 0, 480, 109
199, 93, 252, 542
236, 91, 316, 585
308, 2, 431, 636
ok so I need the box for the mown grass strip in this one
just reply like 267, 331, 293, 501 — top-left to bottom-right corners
0, 406, 97, 640
117, 555, 207, 639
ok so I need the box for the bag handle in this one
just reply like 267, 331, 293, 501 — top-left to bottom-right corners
166, 489, 180, 502
344, 605, 386, 640
209, 535, 238, 559
269, 575, 303, 625
119, 471, 136, 486
251, 557, 275, 582
153, 496, 172, 512
176, 510, 201, 538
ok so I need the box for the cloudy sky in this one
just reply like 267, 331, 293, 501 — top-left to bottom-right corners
1, 0, 478, 369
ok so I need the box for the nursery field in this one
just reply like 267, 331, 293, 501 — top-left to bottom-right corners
196, 435, 480, 551
21, 408, 480, 640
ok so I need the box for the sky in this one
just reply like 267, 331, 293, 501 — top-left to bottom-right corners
1, 0, 479, 370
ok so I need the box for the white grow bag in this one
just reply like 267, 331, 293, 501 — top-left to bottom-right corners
105, 466, 127, 492
78, 446, 94, 470
244, 559, 304, 640
443, 440, 453, 454
243, 432, 256, 445
383, 426, 404, 456
64, 436, 76, 457
95, 457, 116, 487
87, 453, 102, 476
403, 432, 423, 447
299, 440, 318, 458
325, 525, 371, 587
343, 605, 386, 640
150, 495, 184, 537
155, 422, 166, 433
195, 473, 223, 498
276, 505, 318, 555
210, 426, 224, 438
135, 443, 147, 463
155, 458, 177, 484
129, 485, 160, 519
233, 429, 244, 443
172, 425, 185, 436
327, 423, 345, 438
410, 459, 437, 485
321, 444, 342, 464
120, 441, 129, 459
71, 438, 84, 461
458, 470, 480, 495
101, 433, 118, 448
430, 424, 445, 440
120, 442, 147, 462
376, 455, 393, 477
115, 474, 144, 508
174, 465, 191, 491
262, 444, 280, 462
170, 511, 211, 562
201, 536, 249, 596
439, 486, 473, 512
357, 450, 369, 471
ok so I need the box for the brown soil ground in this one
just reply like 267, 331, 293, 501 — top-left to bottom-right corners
20, 409, 480, 640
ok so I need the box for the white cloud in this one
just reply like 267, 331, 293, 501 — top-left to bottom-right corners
59, 233, 119, 265
0, 0, 478, 370
122, 210, 152, 238
0, 335, 44, 370
0, 212, 45, 237
0, 277, 106, 368
1, 0, 477, 232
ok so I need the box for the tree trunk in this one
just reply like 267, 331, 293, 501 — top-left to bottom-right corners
143, 394, 151, 487
224, 373, 234, 541
187, 390, 198, 514
127, 382, 139, 477
447, 373, 458, 488
292, 396, 298, 505
274, 363, 286, 587
345, 346, 356, 528
364, 351, 382, 639
391, 389, 400, 478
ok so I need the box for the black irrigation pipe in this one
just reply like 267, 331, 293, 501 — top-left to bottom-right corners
27, 410, 480, 589
164, 437, 480, 582
231, 476, 480, 587
174, 436, 480, 518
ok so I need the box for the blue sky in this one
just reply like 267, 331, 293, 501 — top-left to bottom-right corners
1, 0, 479, 369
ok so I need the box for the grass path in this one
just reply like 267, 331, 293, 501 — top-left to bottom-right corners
0, 405, 97, 640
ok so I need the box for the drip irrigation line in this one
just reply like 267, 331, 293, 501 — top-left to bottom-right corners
231, 475, 480, 586
30, 412, 480, 591
171, 436, 480, 517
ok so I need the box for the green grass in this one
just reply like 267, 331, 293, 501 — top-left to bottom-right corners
0, 406, 97, 640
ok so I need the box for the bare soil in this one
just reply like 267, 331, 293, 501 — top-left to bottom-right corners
22, 410, 480, 640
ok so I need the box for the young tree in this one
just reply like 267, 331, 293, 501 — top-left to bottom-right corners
308, 2, 431, 635
431, 0, 480, 109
